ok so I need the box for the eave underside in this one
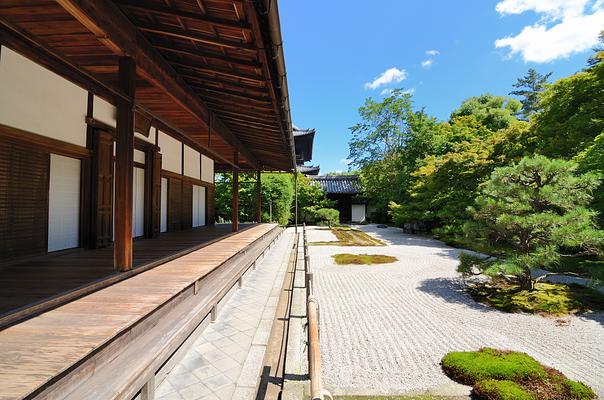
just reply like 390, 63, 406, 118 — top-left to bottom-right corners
0, 0, 294, 171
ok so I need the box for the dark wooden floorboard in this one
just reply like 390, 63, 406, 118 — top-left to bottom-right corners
0, 224, 251, 315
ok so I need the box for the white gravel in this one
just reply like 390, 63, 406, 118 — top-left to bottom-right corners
307, 225, 604, 396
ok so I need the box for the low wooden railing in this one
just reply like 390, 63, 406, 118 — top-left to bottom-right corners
302, 224, 331, 400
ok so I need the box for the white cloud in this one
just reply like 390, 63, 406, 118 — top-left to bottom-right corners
426, 49, 440, 56
339, 158, 351, 165
495, 0, 604, 62
421, 59, 434, 68
364, 67, 407, 90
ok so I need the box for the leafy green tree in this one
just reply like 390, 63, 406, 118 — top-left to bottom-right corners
261, 173, 294, 225
575, 132, 604, 225
214, 172, 293, 225
460, 156, 603, 290
531, 58, 604, 158
348, 89, 441, 220
510, 68, 552, 120
389, 117, 530, 230
587, 31, 604, 68
295, 173, 331, 223
450, 94, 521, 131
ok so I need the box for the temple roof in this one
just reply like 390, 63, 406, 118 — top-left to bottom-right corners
311, 175, 362, 195
298, 165, 320, 175
293, 125, 316, 163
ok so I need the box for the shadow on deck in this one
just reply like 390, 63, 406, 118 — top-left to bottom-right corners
0, 224, 252, 326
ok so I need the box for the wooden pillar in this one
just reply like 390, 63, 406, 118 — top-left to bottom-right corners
145, 148, 162, 238
114, 57, 135, 271
91, 130, 114, 248
232, 151, 239, 232
256, 170, 262, 223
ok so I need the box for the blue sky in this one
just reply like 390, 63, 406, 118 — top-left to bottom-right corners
280, 0, 604, 173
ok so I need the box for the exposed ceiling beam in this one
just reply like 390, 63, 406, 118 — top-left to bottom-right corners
55, 0, 259, 169
137, 22, 256, 51
116, 0, 253, 32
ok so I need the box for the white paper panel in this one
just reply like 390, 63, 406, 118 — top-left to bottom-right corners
133, 167, 145, 237
160, 177, 168, 233
134, 149, 146, 164
192, 185, 206, 227
48, 154, 81, 252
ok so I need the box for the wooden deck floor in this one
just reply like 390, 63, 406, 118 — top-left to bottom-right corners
0, 223, 278, 400
0, 224, 252, 320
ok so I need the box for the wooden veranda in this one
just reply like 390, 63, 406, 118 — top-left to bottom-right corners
0, 223, 281, 399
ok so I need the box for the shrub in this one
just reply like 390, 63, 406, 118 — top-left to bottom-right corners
473, 379, 534, 400
313, 208, 340, 227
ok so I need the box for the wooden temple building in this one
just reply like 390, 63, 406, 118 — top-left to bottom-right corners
0, 0, 294, 398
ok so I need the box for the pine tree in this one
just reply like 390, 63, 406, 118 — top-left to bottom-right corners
509, 69, 552, 120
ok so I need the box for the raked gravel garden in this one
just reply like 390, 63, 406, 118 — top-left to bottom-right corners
306, 225, 604, 398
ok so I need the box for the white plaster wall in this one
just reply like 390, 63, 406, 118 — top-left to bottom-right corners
201, 155, 214, 183
134, 149, 146, 164
135, 131, 155, 144
184, 145, 201, 179
93, 96, 116, 128
48, 154, 81, 252
158, 130, 182, 174
0, 46, 87, 146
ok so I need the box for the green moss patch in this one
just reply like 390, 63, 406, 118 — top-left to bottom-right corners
332, 253, 398, 265
310, 227, 385, 246
468, 282, 604, 315
473, 380, 533, 400
441, 348, 596, 400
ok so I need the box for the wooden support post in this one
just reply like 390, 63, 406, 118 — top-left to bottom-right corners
141, 375, 155, 400
211, 306, 217, 322
256, 169, 262, 223
232, 151, 239, 232
114, 57, 135, 271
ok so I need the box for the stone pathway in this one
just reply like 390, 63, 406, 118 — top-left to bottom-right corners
307, 225, 604, 397
155, 228, 294, 400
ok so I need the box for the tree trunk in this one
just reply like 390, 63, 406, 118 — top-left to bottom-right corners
518, 272, 535, 291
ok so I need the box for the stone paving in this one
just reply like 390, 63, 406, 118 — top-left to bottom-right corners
155, 228, 294, 400
307, 225, 604, 397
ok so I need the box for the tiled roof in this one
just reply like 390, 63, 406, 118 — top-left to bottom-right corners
298, 165, 320, 175
311, 175, 362, 194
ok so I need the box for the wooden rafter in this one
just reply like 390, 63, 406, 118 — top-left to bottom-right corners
116, 0, 253, 32
137, 22, 256, 51
54, 0, 260, 169
154, 43, 261, 68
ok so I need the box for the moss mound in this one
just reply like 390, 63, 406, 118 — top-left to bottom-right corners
311, 227, 385, 246
441, 348, 546, 385
441, 348, 596, 400
332, 253, 398, 265
473, 380, 533, 400
469, 282, 604, 315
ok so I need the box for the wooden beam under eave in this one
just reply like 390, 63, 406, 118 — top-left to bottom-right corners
55, 0, 261, 169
